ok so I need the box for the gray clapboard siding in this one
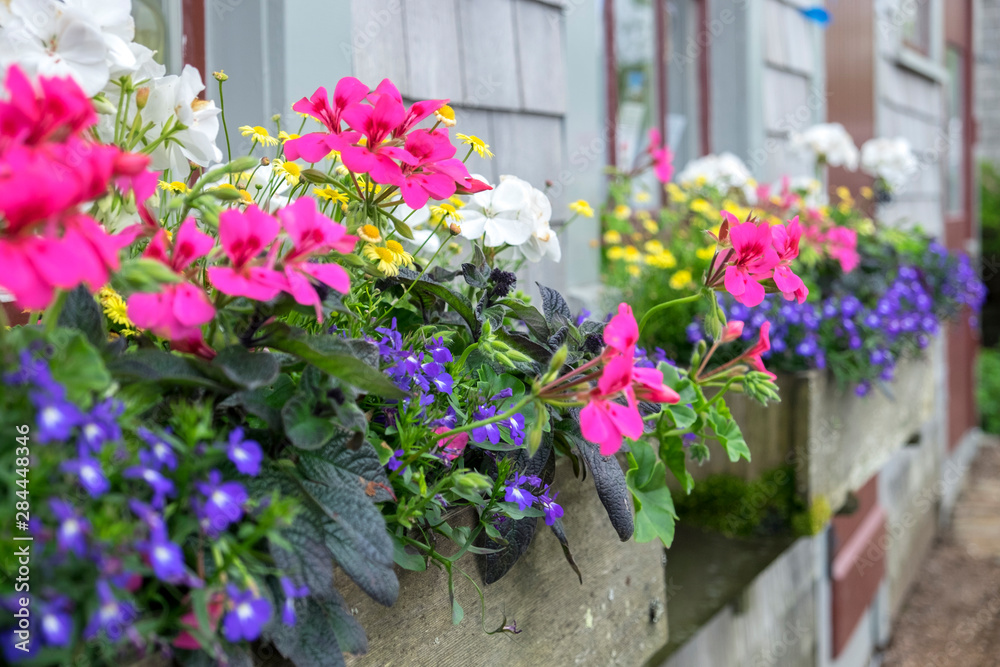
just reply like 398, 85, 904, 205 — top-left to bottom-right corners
456, 0, 522, 109
350, 0, 408, 91
514, 0, 567, 114
402, 0, 464, 100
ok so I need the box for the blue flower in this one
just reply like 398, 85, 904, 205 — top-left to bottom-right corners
227, 428, 263, 476
142, 527, 186, 583
32, 392, 82, 444
538, 492, 564, 526
49, 499, 89, 557
223, 585, 272, 642
194, 470, 247, 535
137, 428, 178, 471
124, 466, 176, 509
280, 577, 310, 626
504, 473, 537, 511
38, 598, 72, 647
77, 399, 123, 455
61, 456, 109, 497
84, 581, 135, 640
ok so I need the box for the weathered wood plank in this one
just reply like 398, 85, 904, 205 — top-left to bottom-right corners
402, 0, 463, 100
513, 0, 567, 114
351, 0, 408, 92
456, 0, 521, 109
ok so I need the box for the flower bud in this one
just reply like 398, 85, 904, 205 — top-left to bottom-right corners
720, 320, 745, 343
260, 157, 270, 166
454, 472, 493, 493
135, 86, 150, 109
92, 93, 116, 115
213, 70, 228, 82
449, 222, 462, 236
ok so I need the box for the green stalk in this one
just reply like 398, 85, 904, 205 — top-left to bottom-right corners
637, 293, 704, 336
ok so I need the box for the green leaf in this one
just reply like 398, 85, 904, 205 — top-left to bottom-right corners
212, 345, 280, 389
265, 325, 407, 398
282, 394, 335, 450
392, 535, 426, 571
270, 594, 365, 666
660, 434, 695, 494
384, 210, 415, 240
500, 299, 551, 341
626, 439, 677, 547
107, 347, 224, 391
549, 518, 583, 584
298, 438, 393, 503
56, 285, 105, 348
537, 282, 571, 325
388, 267, 478, 332
709, 408, 751, 462
451, 596, 464, 625
46, 330, 111, 401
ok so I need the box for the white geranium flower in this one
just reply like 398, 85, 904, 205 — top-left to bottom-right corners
396, 205, 442, 254
677, 153, 757, 202
459, 175, 533, 247
145, 65, 222, 176
515, 184, 560, 263
0, 0, 135, 96
791, 123, 859, 171
860, 137, 919, 190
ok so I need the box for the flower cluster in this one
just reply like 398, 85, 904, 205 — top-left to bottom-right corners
285, 78, 488, 209
458, 174, 560, 262
0, 66, 153, 309
791, 123, 860, 170
676, 152, 757, 201
704, 212, 807, 307
860, 137, 919, 191
503, 472, 564, 525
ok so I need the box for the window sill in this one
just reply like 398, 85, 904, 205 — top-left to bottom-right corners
894, 47, 948, 83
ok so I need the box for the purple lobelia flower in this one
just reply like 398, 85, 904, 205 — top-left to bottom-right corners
223, 584, 272, 642
84, 581, 135, 640
538, 491, 564, 526
194, 470, 247, 535
39, 598, 72, 646
226, 428, 263, 476
77, 398, 123, 455
504, 473, 537, 511
142, 527, 187, 583
61, 456, 109, 497
386, 449, 405, 472
124, 466, 176, 509
32, 391, 82, 444
49, 499, 89, 557
137, 428, 177, 471
280, 577, 310, 626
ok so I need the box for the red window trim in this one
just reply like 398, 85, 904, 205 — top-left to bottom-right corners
182, 0, 206, 85
604, 0, 712, 171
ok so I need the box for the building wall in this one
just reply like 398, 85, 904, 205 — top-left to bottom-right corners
975, 0, 1000, 165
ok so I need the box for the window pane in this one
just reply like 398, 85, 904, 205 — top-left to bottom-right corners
946, 46, 965, 214
613, 0, 659, 176
666, 0, 700, 169
903, 2, 931, 54
133, 0, 168, 65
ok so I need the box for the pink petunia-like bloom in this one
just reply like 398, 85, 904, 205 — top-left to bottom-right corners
580, 355, 644, 456
367, 79, 447, 140
647, 128, 674, 184
207, 205, 286, 301
603, 303, 640, 358
720, 320, 745, 343
276, 197, 357, 320
339, 92, 417, 186
722, 216, 780, 307
631, 366, 680, 404
128, 283, 217, 359
770, 216, 808, 304
144, 218, 214, 273
434, 427, 469, 462
0, 65, 96, 150
283, 77, 369, 162
397, 129, 473, 209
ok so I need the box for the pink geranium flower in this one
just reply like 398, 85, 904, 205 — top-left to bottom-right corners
368, 79, 447, 139
207, 205, 286, 301
603, 303, 639, 358
743, 321, 776, 380
276, 197, 356, 319
0, 65, 96, 149
340, 93, 416, 186
128, 283, 217, 359
723, 218, 779, 307
647, 128, 674, 183
144, 218, 214, 273
825, 226, 860, 273
771, 216, 808, 304
631, 367, 680, 404
284, 77, 369, 162
397, 129, 473, 209
720, 320, 745, 343
580, 355, 645, 456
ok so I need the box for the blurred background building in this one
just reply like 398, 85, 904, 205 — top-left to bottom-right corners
133, 1, 984, 665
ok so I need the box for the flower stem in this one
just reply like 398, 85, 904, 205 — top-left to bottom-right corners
436, 394, 535, 440
637, 293, 703, 336
217, 79, 233, 171
43, 290, 67, 334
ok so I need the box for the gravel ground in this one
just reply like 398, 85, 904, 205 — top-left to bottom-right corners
882, 442, 1000, 667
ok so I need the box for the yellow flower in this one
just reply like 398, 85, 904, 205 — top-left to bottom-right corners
357, 224, 382, 243
456, 133, 494, 159
696, 246, 716, 261
239, 125, 279, 147
447, 195, 466, 209
819, 205, 831, 218
669, 269, 693, 290
623, 245, 642, 263
694, 175, 708, 187
644, 240, 664, 255
836, 186, 853, 203
159, 180, 188, 194
643, 219, 659, 234
313, 186, 348, 204
238, 189, 254, 204
667, 183, 688, 203
603, 229, 622, 245
860, 186, 874, 200
613, 204, 632, 219
636, 191, 651, 203
273, 159, 302, 185
363, 243, 400, 276
646, 250, 677, 269
837, 203, 852, 215
99, 288, 133, 328
606, 246, 626, 260
568, 199, 594, 218
431, 203, 462, 221
689, 198, 712, 215
278, 131, 300, 142
435, 104, 456, 127
627, 264, 642, 277
385, 240, 414, 268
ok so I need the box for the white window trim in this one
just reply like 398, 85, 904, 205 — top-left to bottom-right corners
892, 0, 948, 82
